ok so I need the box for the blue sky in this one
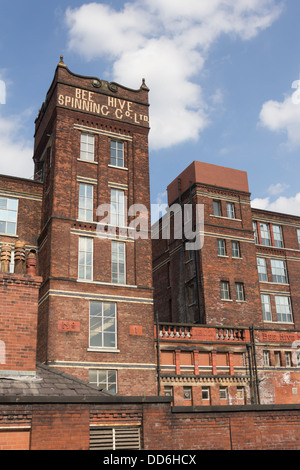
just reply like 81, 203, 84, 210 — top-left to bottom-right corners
1, 0, 300, 216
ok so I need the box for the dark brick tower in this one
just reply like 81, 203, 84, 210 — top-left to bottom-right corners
33, 57, 156, 395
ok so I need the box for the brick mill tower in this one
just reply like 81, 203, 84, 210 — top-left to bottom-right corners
33, 57, 156, 395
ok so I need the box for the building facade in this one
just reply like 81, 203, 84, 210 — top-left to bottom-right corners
152, 161, 300, 407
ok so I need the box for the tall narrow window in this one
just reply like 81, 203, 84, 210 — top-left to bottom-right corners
235, 282, 245, 301
213, 200, 222, 216
226, 202, 235, 219
257, 257, 268, 282
111, 189, 125, 227
297, 229, 300, 249
78, 183, 93, 221
231, 241, 241, 258
259, 223, 271, 246
217, 239, 226, 256
110, 140, 124, 167
221, 281, 230, 300
263, 350, 270, 366
275, 296, 293, 323
80, 133, 95, 161
78, 236, 93, 280
111, 241, 126, 284
273, 225, 284, 248
261, 294, 272, 322
253, 221, 258, 244
270, 259, 288, 284
0, 197, 18, 235
89, 301, 117, 349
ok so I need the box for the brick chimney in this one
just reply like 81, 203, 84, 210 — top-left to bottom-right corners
0, 245, 42, 377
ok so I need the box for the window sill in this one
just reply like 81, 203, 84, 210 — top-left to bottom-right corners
221, 299, 233, 302
77, 158, 98, 165
210, 215, 242, 222
87, 348, 120, 353
218, 255, 229, 258
108, 164, 128, 171
0, 233, 18, 238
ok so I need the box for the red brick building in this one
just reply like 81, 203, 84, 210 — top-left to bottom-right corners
152, 161, 300, 407
0, 59, 300, 450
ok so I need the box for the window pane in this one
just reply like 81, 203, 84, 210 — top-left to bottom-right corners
257, 258, 268, 282
261, 294, 272, 321
227, 202, 235, 218
213, 200, 221, 216
0, 197, 18, 235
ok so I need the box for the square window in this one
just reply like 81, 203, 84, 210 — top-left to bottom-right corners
89, 369, 117, 393
164, 386, 173, 397
202, 387, 210, 400
271, 259, 288, 284
220, 387, 228, 400
0, 197, 18, 235
275, 296, 293, 323
183, 387, 192, 400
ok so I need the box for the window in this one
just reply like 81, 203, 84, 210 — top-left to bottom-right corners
183, 387, 192, 400
219, 387, 228, 400
0, 197, 18, 235
213, 200, 222, 216
231, 241, 241, 258
274, 351, 282, 367
275, 296, 293, 323
273, 225, 284, 248
89, 369, 117, 393
235, 282, 245, 301
111, 241, 126, 284
202, 387, 210, 401
261, 294, 272, 322
237, 387, 245, 400
110, 140, 124, 167
78, 236, 93, 280
257, 257, 268, 282
111, 189, 125, 227
263, 350, 270, 367
164, 386, 173, 397
297, 229, 300, 249
89, 301, 117, 349
253, 222, 258, 244
217, 239, 226, 256
285, 352, 292, 367
226, 202, 235, 219
259, 223, 271, 246
80, 133, 95, 161
221, 281, 230, 300
270, 259, 288, 284
78, 183, 93, 221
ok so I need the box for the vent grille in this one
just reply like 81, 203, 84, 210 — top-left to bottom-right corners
90, 426, 141, 450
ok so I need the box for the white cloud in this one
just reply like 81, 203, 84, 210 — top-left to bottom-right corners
267, 182, 290, 195
0, 111, 33, 179
259, 87, 300, 148
65, 0, 283, 150
251, 193, 300, 216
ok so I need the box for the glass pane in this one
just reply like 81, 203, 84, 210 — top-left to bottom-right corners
6, 222, 16, 235
104, 333, 115, 348
7, 198, 18, 211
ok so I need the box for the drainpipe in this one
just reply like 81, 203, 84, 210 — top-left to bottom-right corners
156, 312, 161, 396
250, 325, 260, 404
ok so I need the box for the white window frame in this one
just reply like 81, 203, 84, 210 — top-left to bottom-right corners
0, 197, 18, 235
221, 281, 230, 300
202, 387, 210, 401
219, 386, 228, 400
270, 259, 288, 284
110, 140, 124, 168
89, 369, 117, 393
260, 222, 271, 246
231, 241, 241, 258
80, 133, 95, 161
226, 202, 235, 219
273, 225, 284, 248
78, 236, 93, 281
257, 257, 268, 282
261, 294, 272, 322
217, 239, 226, 256
110, 189, 125, 227
111, 241, 126, 284
275, 296, 293, 323
235, 282, 245, 301
78, 183, 93, 222
89, 301, 117, 350
263, 350, 270, 367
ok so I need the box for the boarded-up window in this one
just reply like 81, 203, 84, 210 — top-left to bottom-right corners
90, 426, 141, 450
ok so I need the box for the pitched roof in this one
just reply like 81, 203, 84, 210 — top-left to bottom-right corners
0, 363, 112, 398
